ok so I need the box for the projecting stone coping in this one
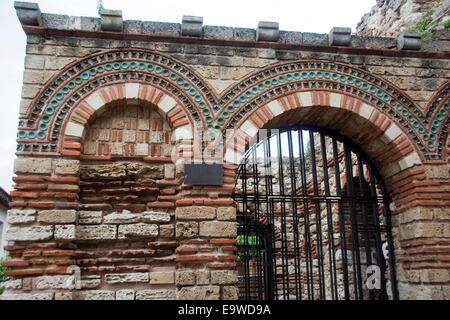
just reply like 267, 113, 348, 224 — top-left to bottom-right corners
14, 2, 450, 52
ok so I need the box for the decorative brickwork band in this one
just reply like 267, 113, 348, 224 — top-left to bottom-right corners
15, 48, 449, 163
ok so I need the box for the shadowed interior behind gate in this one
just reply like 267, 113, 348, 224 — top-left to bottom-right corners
233, 126, 397, 300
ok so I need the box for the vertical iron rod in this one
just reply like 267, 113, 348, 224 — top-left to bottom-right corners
309, 130, 326, 299
319, 134, 338, 300
343, 144, 364, 300
298, 129, 314, 300
332, 138, 350, 300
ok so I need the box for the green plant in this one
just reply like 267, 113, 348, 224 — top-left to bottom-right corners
0, 257, 11, 295
444, 19, 450, 29
411, 3, 437, 40
412, 15, 435, 40
236, 235, 263, 263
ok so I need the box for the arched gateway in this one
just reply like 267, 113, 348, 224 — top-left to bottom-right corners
3, 3, 449, 300
233, 126, 397, 300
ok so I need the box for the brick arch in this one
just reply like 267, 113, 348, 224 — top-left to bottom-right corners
15, 48, 212, 156
224, 90, 422, 187
60, 81, 194, 157
422, 81, 450, 163
217, 61, 449, 164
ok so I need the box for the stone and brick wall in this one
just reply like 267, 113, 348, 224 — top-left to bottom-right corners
357, 0, 449, 38
2, 2, 449, 300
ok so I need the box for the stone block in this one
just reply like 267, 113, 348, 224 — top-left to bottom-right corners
397, 32, 421, 50
104, 211, 140, 224
6, 225, 53, 241
80, 276, 101, 289
211, 270, 238, 285
256, 21, 279, 42
181, 15, 203, 37
400, 222, 450, 241
217, 207, 236, 221
176, 222, 198, 239
78, 211, 103, 224
328, 27, 352, 46
203, 26, 233, 40
141, 21, 181, 37
222, 285, 239, 300
100, 8, 122, 32
80, 162, 127, 180
83, 142, 97, 155
175, 206, 216, 220
109, 143, 124, 156
111, 119, 125, 129
22, 70, 44, 84
98, 129, 110, 141
105, 273, 149, 284
135, 289, 176, 300
25, 54, 45, 69
425, 165, 450, 179
420, 269, 450, 284
123, 130, 137, 142
14, 1, 42, 26
19, 98, 33, 115
55, 293, 73, 301
160, 224, 175, 238
21, 84, 40, 99
176, 271, 196, 286
35, 275, 72, 289
55, 159, 80, 175
164, 164, 175, 179
22, 278, 32, 291
196, 270, 210, 285
14, 157, 52, 174
150, 131, 163, 143
118, 223, 158, 239
76, 225, 117, 240
3, 279, 23, 290
138, 119, 150, 130
55, 224, 76, 240
75, 290, 115, 300
399, 207, 434, 224
176, 286, 220, 300
199, 221, 237, 237
116, 290, 135, 300
38, 210, 77, 224
136, 143, 149, 156
6, 209, 36, 224
65, 122, 84, 137
0, 293, 53, 300
158, 95, 177, 114
150, 271, 175, 284
141, 211, 171, 223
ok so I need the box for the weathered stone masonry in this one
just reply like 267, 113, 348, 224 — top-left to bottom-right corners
1, 2, 449, 299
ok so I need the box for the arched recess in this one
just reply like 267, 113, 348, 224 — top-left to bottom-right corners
15, 49, 210, 157
68, 85, 189, 297
61, 82, 194, 159
224, 90, 422, 190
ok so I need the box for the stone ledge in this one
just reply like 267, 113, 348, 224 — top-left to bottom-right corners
15, 6, 450, 53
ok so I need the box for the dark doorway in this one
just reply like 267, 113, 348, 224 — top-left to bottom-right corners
233, 126, 398, 300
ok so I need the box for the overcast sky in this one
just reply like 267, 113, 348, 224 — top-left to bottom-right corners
0, 0, 376, 192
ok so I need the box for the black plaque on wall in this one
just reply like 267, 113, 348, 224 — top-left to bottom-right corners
184, 163, 223, 186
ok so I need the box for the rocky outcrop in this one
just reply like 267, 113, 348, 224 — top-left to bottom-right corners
357, 0, 450, 37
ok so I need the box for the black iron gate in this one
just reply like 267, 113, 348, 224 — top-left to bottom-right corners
232, 126, 398, 300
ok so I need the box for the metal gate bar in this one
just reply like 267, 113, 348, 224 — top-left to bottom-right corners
233, 126, 397, 300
